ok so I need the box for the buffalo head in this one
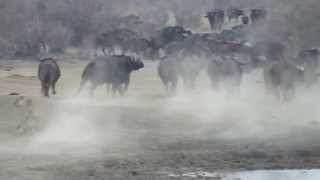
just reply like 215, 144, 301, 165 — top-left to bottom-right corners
128, 57, 144, 71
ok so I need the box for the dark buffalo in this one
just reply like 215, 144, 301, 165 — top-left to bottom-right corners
38, 58, 61, 97
241, 16, 249, 25
250, 9, 267, 25
227, 8, 244, 22
206, 9, 225, 31
263, 60, 304, 100
158, 58, 179, 93
79, 55, 144, 96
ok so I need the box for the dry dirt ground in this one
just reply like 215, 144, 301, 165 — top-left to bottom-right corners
0, 59, 320, 179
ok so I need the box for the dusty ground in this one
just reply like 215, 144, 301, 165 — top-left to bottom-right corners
0, 59, 320, 179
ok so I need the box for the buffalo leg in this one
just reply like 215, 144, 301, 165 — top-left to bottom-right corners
168, 81, 177, 95
123, 79, 130, 93
171, 79, 178, 93
164, 81, 170, 93
41, 82, 49, 97
166, 84, 170, 93
102, 47, 108, 56
51, 81, 57, 95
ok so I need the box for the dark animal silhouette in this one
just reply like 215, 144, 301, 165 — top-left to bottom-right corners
206, 9, 225, 31
38, 58, 61, 97
242, 16, 249, 25
79, 55, 144, 96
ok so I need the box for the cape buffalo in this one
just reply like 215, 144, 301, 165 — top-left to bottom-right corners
79, 55, 144, 96
38, 58, 61, 97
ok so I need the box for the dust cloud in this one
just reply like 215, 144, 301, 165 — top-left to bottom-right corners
22, 64, 320, 157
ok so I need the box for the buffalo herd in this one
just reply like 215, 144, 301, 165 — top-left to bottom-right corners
36, 7, 320, 101
206, 8, 266, 31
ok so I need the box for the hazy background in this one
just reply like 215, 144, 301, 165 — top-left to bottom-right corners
0, 0, 319, 59
0, 1, 320, 179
